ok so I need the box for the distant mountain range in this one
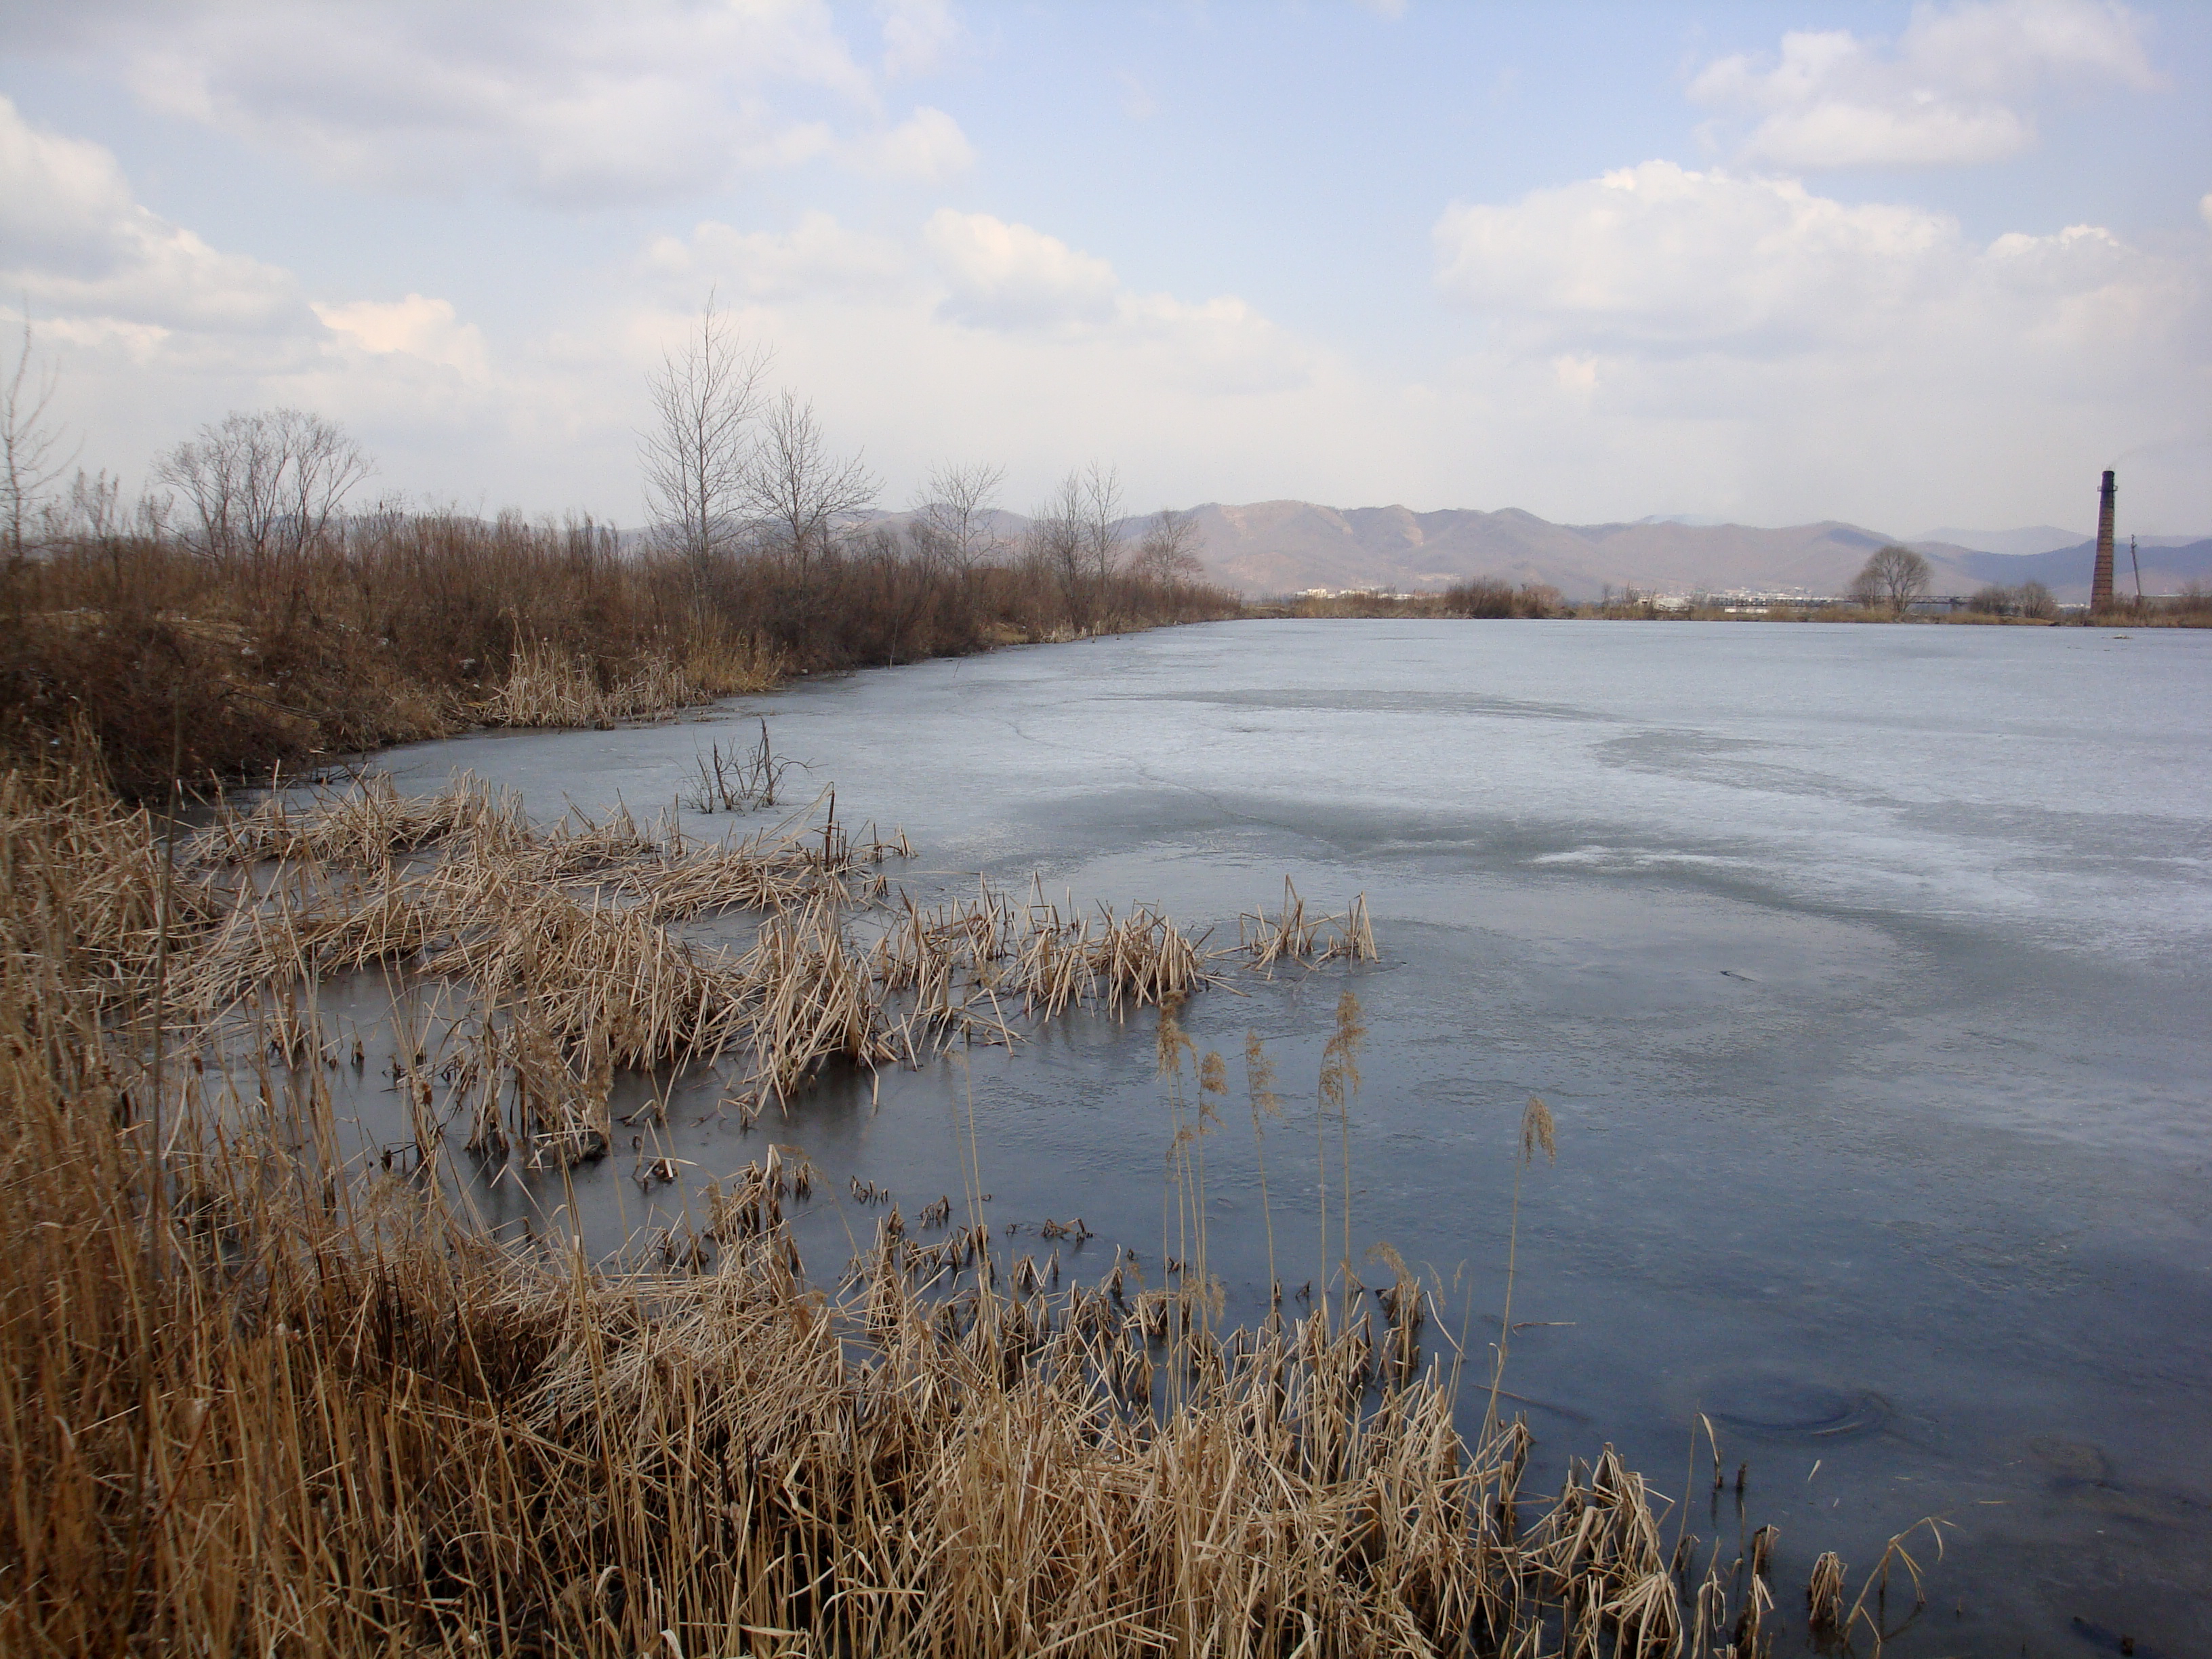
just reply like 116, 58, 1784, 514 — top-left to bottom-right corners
1909, 525, 2088, 557
1165, 501, 2211, 602
843, 501, 2209, 602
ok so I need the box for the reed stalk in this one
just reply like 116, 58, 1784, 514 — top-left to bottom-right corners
1244, 1029, 1283, 1309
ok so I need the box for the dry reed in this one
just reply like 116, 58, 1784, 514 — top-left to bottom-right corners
475, 640, 710, 729
0, 758, 1929, 1655
1240, 879, 1379, 974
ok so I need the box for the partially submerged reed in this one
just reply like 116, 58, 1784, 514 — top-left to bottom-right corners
203, 769, 527, 867
1, 759, 1937, 1655
1240, 878, 1378, 975
680, 718, 797, 813
162, 771, 1239, 1143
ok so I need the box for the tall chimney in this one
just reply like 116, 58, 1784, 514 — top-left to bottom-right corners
2092, 470, 2116, 611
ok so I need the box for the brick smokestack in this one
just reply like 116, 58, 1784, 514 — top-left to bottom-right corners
2092, 470, 2116, 610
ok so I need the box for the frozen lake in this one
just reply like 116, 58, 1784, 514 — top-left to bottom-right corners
368, 618, 2212, 1652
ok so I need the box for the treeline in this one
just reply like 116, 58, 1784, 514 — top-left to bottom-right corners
5, 495, 1239, 803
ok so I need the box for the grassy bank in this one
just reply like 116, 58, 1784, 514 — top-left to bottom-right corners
0, 754, 1938, 1656
0, 514, 1237, 798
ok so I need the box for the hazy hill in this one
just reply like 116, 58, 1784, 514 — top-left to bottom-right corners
1176, 503, 2212, 602
1912, 525, 2087, 557
1180, 501, 1961, 600
847, 501, 2204, 603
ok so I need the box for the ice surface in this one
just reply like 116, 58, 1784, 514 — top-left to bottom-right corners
363, 619, 2212, 1651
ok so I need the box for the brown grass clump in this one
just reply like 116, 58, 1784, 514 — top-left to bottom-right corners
0, 1067, 1515, 1657
164, 771, 1242, 1138
680, 717, 798, 813
1807, 1548, 1847, 1630
728, 893, 897, 1116
872, 882, 1231, 1029
429, 861, 757, 1073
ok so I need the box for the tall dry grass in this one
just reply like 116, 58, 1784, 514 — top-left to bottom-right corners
0, 758, 1936, 1656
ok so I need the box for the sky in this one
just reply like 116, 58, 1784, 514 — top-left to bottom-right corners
2, 0, 2207, 537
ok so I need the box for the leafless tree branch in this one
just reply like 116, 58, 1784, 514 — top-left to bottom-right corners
1133, 506, 1203, 585
912, 459, 1007, 579
640, 290, 770, 590
151, 409, 372, 578
3, 309, 77, 576
743, 390, 878, 578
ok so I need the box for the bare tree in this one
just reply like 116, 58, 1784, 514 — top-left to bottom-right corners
912, 459, 1006, 579
1079, 462, 1126, 599
152, 409, 372, 585
1025, 463, 1130, 632
40, 467, 122, 543
1850, 544, 1932, 613
1132, 506, 1203, 585
640, 291, 769, 590
1026, 470, 1090, 628
3, 311, 75, 583
743, 390, 878, 577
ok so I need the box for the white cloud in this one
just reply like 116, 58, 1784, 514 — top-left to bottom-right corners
878, 0, 960, 80
1434, 161, 2198, 367
1435, 163, 1959, 352
1426, 161, 2207, 527
3, 81, 1331, 522
1110, 292, 1313, 396
26, 1, 966, 205
312, 295, 492, 379
1691, 0, 2158, 169
647, 211, 913, 302
0, 97, 601, 499
0, 95, 301, 332
848, 106, 975, 182
915, 209, 1312, 392
924, 211, 1122, 329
